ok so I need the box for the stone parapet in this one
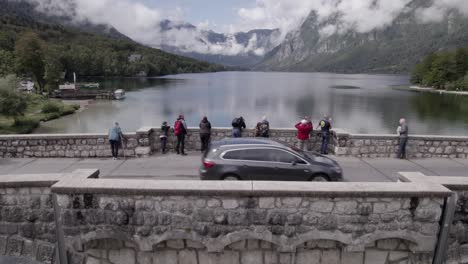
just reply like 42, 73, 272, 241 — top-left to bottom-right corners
1, 127, 468, 159
2, 169, 466, 263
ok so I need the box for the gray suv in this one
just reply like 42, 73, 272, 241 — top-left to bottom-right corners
199, 138, 343, 181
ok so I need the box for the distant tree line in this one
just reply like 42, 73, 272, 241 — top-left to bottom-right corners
0, 14, 224, 93
411, 47, 468, 91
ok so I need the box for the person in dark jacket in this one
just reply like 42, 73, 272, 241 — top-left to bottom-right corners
317, 114, 332, 155
397, 118, 409, 159
174, 114, 188, 155
232, 116, 246, 138
160, 121, 170, 154
199, 116, 212, 152
255, 116, 270, 138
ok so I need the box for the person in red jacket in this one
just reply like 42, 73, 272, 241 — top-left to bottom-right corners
295, 118, 313, 151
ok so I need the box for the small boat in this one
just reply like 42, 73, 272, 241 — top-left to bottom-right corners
113, 89, 126, 100
81, 83, 100, 89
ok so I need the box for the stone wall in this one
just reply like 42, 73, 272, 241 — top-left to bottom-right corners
399, 172, 468, 264
1, 127, 468, 159
2, 169, 463, 264
0, 128, 154, 158
150, 127, 327, 153
50, 173, 450, 264
334, 131, 468, 158
0, 173, 60, 264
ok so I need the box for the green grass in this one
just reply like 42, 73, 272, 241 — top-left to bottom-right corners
0, 94, 80, 134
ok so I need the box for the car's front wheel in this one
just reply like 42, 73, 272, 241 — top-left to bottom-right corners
223, 174, 240, 181
310, 174, 330, 182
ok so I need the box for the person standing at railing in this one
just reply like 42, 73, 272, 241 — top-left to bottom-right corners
232, 116, 246, 138
317, 114, 332, 155
108, 122, 124, 160
199, 116, 212, 152
397, 118, 409, 159
295, 118, 313, 151
255, 116, 270, 138
174, 114, 188, 156
160, 121, 170, 154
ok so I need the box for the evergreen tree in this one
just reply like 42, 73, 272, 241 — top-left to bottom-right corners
455, 47, 468, 79
14, 32, 46, 92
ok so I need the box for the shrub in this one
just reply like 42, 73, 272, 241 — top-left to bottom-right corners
42, 101, 62, 113
13, 117, 39, 133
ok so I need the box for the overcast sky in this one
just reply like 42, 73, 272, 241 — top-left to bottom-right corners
140, 0, 254, 31
25, 0, 468, 55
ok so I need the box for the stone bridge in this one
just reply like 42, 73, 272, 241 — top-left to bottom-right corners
2, 169, 468, 263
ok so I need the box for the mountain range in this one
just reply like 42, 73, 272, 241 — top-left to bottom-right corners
3, 0, 468, 74
257, 1, 468, 73
156, 20, 281, 67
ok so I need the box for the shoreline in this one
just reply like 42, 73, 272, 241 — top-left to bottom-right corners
394, 85, 468, 96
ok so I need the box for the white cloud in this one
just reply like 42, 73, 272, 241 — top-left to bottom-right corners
18, 0, 468, 57
416, 0, 468, 23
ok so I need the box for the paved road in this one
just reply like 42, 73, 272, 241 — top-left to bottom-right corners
1, 153, 467, 182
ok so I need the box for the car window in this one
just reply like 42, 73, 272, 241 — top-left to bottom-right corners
241, 149, 270, 161
223, 150, 243, 160
269, 149, 307, 164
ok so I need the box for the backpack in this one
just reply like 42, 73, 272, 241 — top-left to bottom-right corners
174, 120, 182, 135
232, 118, 241, 128
259, 123, 269, 136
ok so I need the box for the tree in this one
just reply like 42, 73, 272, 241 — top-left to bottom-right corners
411, 53, 437, 85
14, 32, 46, 93
44, 46, 64, 92
455, 48, 468, 80
0, 50, 15, 77
0, 90, 28, 124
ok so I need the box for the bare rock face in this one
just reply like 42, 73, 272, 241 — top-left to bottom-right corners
258, 6, 468, 73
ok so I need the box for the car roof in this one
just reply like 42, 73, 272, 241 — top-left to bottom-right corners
210, 138, 285, 148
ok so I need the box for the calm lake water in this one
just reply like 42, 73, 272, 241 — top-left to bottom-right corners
34, 72, 468, 135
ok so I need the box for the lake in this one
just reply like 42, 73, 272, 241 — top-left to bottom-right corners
34, 71, 468, 135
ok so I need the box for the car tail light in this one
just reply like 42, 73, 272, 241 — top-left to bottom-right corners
203, 160, 215, 169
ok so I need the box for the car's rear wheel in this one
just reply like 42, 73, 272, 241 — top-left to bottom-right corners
310, 174, 330, 182
223, 174, 240, 181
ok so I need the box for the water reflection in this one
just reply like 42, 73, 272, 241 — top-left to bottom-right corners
34, 72, 468, 135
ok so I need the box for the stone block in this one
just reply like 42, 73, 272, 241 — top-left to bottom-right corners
207, 199, 221, 208
247, 239, 259, 249
279, 253, 292, 264
109, 248, 136, 264
322, 249, 340, 264
222, 199, 239, 209
341, 252, 363, 264
178, 250, 197, 264
376, 239, 400, 250
281, 198, 302, 208
0, 236, 7, 255
334, 201, 358, 214
229, 240, 246, 250
5, 236, 23, 256
86, 256, 100, 264
153, 250, 178, 264
259, 198, 275, 209
310, 201, 334, 213
265, 251, 279, 264
296, 250, 320, 264
198, 252, 220, 264
166, 239, 185, 249
364, 249, 388, 264
219, 251, 240, 264
388, 251, 409, 262
241, 250, 263, 264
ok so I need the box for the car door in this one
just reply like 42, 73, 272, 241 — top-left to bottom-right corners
268, 149, 311, 181
239, 148, 279, 181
